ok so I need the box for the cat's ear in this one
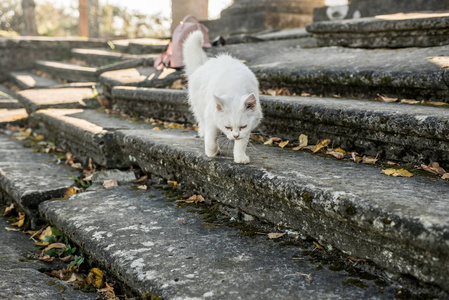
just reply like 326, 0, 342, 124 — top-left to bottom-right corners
214, 95, 224, 112
244, 93, 257, 111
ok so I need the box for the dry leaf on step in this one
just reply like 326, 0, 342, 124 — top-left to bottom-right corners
177, 195, 205, 204
11, 212, 25, 228
85, 268, 104, 289
400, 99, 420, 104
326, 151, 344, 159
167, 180, 178, 189
137, 185, 147, 190
268, 233, 286, 239
313, 139, 331, 153
3, 203, 14, 216
264, 137, 282, 145
362, 156, 378, 165
425, 101, 447, 107
381, 168, 413, 177
418, 162, 446, 175
376, 94, 398, 103
103, 179, 118, 188
293, 134, 308, 150
279, 141, 289, 148
351, 152, 363, 164
442, 173, 449, 180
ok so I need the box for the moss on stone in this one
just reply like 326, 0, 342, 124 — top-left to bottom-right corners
345, 204, 356, 216
342, 278, 368, 289
302, 192, 313, 209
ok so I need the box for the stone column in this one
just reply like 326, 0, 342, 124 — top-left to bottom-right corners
171, 0, 208, 32
22, 0, 38, 36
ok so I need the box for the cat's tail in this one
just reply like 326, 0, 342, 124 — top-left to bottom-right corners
183, 30, 208, 77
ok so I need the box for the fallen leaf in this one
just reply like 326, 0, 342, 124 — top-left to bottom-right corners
293, 134, 308, 151
64, 271, 85, 283
265, 89, 277, 96
418, 162, 446, 175
153, 127, 161, 130
362, 156, 378, 165
351, 152, 363, 164
442, 173, 449, 180
135, 175, 148, 183
377, 94, 398, 103
387, 161, 399, 165
11, 212, 25, 228
333, 148, 346, 154
303, 145, 316, 151
264, 137, 282, 145
85, 268, 103, 289
137, 185, 147, 190
381, 168, 413, 177
327, 151, 344, 159
103, 179, 118, 188
41, 243, 66, 256
400, 99, 420, 104
300, 92, 311, 97
425, 101, 447, 107
167, 180, 178, 189
313, 139, 331, 153
39, 226, 53, 241
60, 255, 74, 262
5, 227, 19, 232
98, 282, 117, 299
71, 163, 83, 169
279, 140, 289, 148
39, 255, 55, 262
268, 232, 286, 239
313, 241, 326, 253
64, 187, 79, 197
170, 79, 183, 89
177, 195, 205, 204
3, 203, 14, 216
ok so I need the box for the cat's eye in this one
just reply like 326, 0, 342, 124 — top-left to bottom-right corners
225, 126, 232, 130
239, 125, 247, 130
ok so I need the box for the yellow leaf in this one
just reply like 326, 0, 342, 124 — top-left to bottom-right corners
41, 243, 66, 256
64, 187, 78, 197
279, 140, 289, 148
313, 241, 326, 253
268, 232, 286, 239
334, 148, 346, 154
34, 134, 45, 141
35, 241, 50, 247
362, 156, 378, 165
327, 151, 344, 159
377, 94, 398, 103
86, 268, 104, 289
12, 212, 26, 228
167, 180, 178, 189
153, 127, 161, 130
313, 139, 331, 153
39, 226, 53, 241
381, 168, 413, 177
3, 203, 14, 216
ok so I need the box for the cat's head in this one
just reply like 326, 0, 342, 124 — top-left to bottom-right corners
214, 93, 263, 141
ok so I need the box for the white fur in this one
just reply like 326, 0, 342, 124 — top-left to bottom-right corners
183, 31, 263, 164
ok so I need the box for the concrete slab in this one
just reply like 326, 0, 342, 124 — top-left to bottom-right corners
256, 27, 313, 40
17, 87, 99, 114
111, 86, 449, 165
0, 109, 28, 127
0, 218, 95, 299
39, 185, 398, 299
0, 134, 77, 228
34, 60, 97, 83
99, 67, 182, 97
71, 48, 158, 66
9, 72, 60, 89
112, 38, 169, 54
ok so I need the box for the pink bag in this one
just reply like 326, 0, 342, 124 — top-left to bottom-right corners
154, 15, 211, 70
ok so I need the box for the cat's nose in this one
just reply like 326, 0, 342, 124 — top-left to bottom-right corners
233, 132, 239, 139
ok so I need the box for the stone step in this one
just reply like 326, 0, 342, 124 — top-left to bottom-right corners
38, 183, 401, 299
208, 39, 449, 102
9, 71, 61, 89
111, 86, 449, 166
16, 87, 100, 114
99, 67, 182, 97
0, 109, 28, 127
112, 38, 169, 54
29, 108, 449, 292
34, 60, 98, 82
0, 218, 95, 299
306, 13, 449, 48
0, 134, 77, 228
71, 48, 158, 66
0, 84, 22, 109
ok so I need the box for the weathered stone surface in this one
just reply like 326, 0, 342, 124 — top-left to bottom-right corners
95, 58, 154, 75
313, 0, 449, 22
34, 60, 98, 83
30, 109, 151, 168
10, 72, 60, 89
0, 37, 106, 81
114, 128, 449, 291
0, 84, 22, 109
110, 87, 449, 165
0, 218, 96, 300
71, 48, 157, 66
256, 27, 313, 41
0, 134, 77, 228
307, 13, 449, 48
17, 88, 99, 114
0, 109, 28, 127
112, 38, 168, 54
99, 67, 182, 98
91, 169, 136, 184
111, 87, 193, 124
39, 185, 399, 299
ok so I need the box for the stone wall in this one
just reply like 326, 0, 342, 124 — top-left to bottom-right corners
0, 37, 106, 82
314, 0, 449, 22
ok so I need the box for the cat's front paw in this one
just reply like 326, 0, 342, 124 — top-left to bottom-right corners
234, 154, 250, 164
206, 147, 220, 157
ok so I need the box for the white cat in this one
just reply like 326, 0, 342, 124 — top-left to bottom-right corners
183, 30, 263, 164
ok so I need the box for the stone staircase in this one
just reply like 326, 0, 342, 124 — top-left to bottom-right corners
1, 33, 449, 299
